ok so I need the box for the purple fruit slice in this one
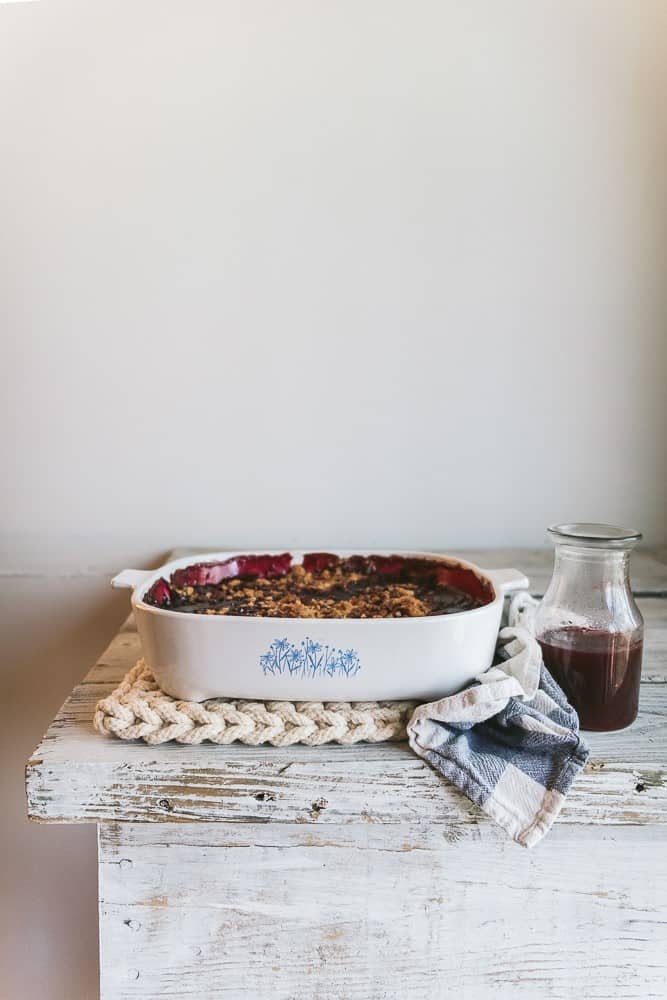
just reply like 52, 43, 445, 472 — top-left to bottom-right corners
171, 553, 292, 589
302, 552, 339, 573
145, 577, 172, 607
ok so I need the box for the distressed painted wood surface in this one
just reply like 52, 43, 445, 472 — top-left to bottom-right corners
26, 548, 667, 830
98, 821, 667, 1000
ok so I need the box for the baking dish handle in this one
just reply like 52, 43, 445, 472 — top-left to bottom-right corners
486, 568, 530, 594
111, 569, 153, 591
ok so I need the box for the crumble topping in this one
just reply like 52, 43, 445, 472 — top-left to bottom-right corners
143, 553, 490, 619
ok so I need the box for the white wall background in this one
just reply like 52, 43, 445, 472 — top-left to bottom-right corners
1, 1, 666, 997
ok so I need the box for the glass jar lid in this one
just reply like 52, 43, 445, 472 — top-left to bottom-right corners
548, 523, 642, 549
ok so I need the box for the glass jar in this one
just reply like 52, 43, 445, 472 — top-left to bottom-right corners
534, 523, 643, 732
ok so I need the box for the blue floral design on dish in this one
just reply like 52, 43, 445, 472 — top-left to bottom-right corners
260, 637, 361, 679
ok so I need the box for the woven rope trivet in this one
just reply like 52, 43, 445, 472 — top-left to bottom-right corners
94, 660, 418, 746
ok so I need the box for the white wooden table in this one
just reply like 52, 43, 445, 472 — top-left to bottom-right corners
26, 548, 667, 1000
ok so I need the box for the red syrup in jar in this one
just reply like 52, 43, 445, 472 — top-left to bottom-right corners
538, 627, 642, 731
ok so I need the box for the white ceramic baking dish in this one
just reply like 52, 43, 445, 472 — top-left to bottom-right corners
112, 551, 529, 702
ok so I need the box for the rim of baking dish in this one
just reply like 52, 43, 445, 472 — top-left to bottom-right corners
131, 550, 502, 625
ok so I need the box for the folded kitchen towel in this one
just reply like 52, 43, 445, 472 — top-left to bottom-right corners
407, 593, 590, 847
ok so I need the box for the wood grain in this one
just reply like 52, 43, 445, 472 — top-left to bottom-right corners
98, 821, 667, 1000
26, 675, 667, 828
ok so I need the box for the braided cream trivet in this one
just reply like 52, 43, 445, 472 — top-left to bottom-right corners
94, 660, 417, 746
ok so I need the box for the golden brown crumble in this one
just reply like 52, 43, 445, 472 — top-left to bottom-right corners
161, 558, 483, 619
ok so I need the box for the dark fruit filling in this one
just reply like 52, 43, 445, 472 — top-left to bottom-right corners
143, 553, 492, 619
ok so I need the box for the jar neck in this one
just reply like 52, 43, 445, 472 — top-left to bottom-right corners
536, 538, 643, 638
552, 543, 631, 585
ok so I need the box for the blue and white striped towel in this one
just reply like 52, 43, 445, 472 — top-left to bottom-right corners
407, 594, 590, 847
